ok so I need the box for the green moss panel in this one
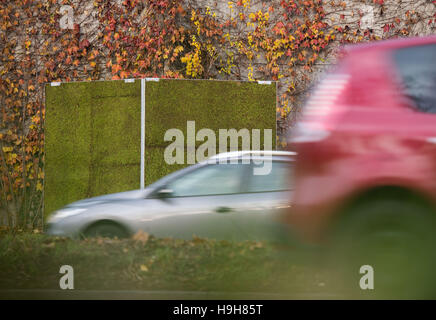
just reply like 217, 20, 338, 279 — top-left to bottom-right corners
144, 79, 276, 185
45, 80, 141, 216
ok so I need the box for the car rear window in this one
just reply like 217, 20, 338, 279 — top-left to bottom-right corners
246, 161, 293, 192
392, 44, 436, 114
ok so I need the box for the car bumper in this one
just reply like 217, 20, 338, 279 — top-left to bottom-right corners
44, 222, 77, 238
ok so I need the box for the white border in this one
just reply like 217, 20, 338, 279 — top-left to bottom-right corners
140, 78, 145, 189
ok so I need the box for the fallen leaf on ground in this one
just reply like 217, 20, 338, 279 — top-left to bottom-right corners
132, 230, 149, 244
140, 264, 149, 272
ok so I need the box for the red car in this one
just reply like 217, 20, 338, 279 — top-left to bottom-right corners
286, 35, 436, 297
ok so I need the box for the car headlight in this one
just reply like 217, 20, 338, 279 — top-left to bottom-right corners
49, 208, 87, 222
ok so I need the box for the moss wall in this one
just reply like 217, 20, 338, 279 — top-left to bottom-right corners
45, 79, 276, 216
144, 79, 276, 184
45, 80, 141, 216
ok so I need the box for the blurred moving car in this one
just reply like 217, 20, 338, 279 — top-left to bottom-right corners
47, 151, 294, 241
286, 35, 436, 297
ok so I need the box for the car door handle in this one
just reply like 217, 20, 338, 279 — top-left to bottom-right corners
215, 206, 233, 214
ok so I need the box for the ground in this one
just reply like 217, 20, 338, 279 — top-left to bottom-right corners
0, 231, 343, 299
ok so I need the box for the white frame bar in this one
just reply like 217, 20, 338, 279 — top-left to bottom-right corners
140, 78, 146, 189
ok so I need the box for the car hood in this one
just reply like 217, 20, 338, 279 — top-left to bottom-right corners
67, 189, 150, 207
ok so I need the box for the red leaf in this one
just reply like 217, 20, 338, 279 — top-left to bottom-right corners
79, 39, 90, 49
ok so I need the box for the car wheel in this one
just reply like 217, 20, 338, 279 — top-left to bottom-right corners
328, 199, 436, 299
83, 221, 129, 239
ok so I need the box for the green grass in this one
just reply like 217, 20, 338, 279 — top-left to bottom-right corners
0, 233, 332, 294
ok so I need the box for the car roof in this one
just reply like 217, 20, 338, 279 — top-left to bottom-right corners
342, 35, 436, 54
207, 150, 296, 162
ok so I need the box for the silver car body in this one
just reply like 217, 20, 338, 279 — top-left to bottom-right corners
46, 151, 295, 241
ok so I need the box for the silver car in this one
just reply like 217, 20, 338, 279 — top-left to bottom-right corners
46, 151, 294, 241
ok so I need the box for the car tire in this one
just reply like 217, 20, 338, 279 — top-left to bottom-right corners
83, 221, 129, 239
327, 199, 436, 299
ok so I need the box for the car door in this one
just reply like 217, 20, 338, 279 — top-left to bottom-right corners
140, 162, 250, 240
226, 160, 293, 241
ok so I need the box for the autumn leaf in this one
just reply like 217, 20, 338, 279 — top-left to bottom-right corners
132, 230, 149, 244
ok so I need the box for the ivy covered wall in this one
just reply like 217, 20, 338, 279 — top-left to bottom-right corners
1, 0, 435, 228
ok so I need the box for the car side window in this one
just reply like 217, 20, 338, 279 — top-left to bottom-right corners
167, 163, 245, 197
246, 161, 293, 192
393, 44, 436, 114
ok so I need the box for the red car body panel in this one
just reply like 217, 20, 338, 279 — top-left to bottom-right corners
286, 36, 436, 243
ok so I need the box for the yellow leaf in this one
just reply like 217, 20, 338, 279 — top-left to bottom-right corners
2, 147, 13, 153
36, 182, 43, 191
140, 265, 149, 272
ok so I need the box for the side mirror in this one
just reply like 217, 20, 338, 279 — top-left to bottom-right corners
156, 188, 174, 199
